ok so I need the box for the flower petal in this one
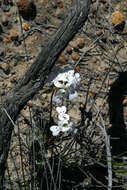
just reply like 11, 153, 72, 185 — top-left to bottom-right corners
56, 106, 67, 114
60, 122, 73, 132
52, 131, 60, 136
50, 125, 60, 136
74, 73, 81, 82
58, 113, 70, 121
69, 91, 78, 101
53, 96, 62, 104
58, 120, 69, 127
53, 80, 65, 88
61, 126, 71, 132
57, 89, 66, 94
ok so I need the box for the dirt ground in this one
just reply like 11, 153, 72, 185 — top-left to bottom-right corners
0, 0, 127, 189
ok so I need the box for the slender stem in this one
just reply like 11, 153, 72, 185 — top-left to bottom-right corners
50, 88, 56, 120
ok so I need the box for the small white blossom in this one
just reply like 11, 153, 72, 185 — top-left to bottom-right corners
50, 125, 61, 136
52, 70, 81, 90
56, 106, 67, 115
53, 96, 62, 104
74, 72, 81, 82
73, 128, 78, 134
50, 121, 72, 136
53, 73, 68, 89
58, 120, 72, 132
66, 71, 81, 89
58, 113, 70, 121
66, 70, 75, 76
69, 91, 78, 101
57, 89, 66, 94
53, 79, 65, 89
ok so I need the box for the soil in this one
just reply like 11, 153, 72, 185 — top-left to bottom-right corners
0, 0, 127, 189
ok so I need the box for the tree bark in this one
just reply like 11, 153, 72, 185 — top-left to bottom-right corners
0, 0, 91, 188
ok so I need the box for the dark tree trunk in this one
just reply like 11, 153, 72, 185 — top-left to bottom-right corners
0, 0, 91, 188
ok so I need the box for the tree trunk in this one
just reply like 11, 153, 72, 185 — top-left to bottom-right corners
0, 0, 91, 188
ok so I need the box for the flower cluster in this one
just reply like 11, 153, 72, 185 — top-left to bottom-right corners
50, 106, 73, 136
52, 70, 81, 102
50, 69, 81, 136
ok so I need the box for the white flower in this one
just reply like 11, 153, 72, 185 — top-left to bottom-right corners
53, 79, 66, 89
53, 73, 68, 89
66, 70, 74, 76
56, 106, 70, 121
58, 113, 70, 121
56, 106, 67, 115
73, 128, 78, 134
69, 91, 78, 101
50, 125, 61, 136
58, 120, 72, 132
50, 118, 73, 136
53, 73, 64, 82
53, 89, 66, 104
65, 70, 81, 88
74, 72, 81, 83
57, 89, 66, 94
53, 96, 62, 104
52, 70, 81, 90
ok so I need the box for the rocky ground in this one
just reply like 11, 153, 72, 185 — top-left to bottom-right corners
0, 0, 127, 189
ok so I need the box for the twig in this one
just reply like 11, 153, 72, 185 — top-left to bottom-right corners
2, 108, 28, 149
74, 33, 104, 68
95, 107, 112, 190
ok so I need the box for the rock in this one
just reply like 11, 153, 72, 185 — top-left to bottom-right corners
0, 24, 3, 34
3, 31, 19, 44
17, 0, 37, 21
71, 52, 80, 61
23, 23, 30, 31
40, 100, 45, 105
0, 90, 5, 96
96, 29, 103, 36
66, 46, 72, 54
42, 93, 47, 99
112, 11, 124, 26
77, 39, 85, 48
3, 35, 11, 44
0, 48, 5, 57
58, 55, 68, 63
58, 2, 63, 8
69, 41, 77, 48
7, 81, 12, 88
10, 31, 19, 41
112, 11, 125, 31
10, 75, 16, 83
91, 57, 97, 63
0, 62, 10, 74
123, 98, 127, 105
2, 15, 9, 26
